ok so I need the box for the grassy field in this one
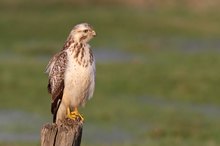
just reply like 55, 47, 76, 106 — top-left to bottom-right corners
0, 1, 220, 146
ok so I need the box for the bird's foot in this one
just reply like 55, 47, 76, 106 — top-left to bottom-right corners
67, 107, 84, 122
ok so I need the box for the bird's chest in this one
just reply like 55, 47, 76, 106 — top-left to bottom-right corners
64, 48, 95, 90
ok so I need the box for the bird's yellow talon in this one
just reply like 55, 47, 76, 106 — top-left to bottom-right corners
70, 111, 84, 121
67, 107, 84, 121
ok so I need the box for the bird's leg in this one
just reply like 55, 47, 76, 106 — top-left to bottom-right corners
67, 107, 77, 120
67, 107, 84, 121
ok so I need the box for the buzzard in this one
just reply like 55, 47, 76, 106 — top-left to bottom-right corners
46, 23, 96, 123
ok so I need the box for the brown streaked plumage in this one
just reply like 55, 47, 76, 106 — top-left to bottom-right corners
46, 23, 96, 123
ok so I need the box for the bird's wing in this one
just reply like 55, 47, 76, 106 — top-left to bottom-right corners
46, 51, 67, 119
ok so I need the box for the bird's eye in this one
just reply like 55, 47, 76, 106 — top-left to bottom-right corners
83, 29, 88, 33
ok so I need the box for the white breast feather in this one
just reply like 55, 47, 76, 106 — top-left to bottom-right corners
63, 45, 95, 107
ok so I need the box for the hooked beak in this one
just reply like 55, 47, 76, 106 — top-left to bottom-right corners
92, 30, 96, 37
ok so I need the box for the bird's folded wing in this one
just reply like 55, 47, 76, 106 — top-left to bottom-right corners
46, 51, 67, 114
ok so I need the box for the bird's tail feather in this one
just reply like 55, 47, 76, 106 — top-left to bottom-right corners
51, 98, 61, 123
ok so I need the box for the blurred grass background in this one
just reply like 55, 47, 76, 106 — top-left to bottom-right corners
0, 0, 220, 146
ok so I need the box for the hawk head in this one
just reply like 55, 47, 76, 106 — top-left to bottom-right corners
70, 23, 96, 43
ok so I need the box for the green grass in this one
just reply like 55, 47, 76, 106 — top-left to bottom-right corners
0, 142, 39, 146
0, 1, 220, 146
1, 3, 220, 55
1, 52, 220, 146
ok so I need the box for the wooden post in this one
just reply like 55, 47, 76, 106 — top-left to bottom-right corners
41, 118, 83, 146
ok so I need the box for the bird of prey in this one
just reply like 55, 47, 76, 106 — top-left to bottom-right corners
46, 23, 96, 123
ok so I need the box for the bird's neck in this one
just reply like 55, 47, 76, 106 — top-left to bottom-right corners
62, 35, 90, 51
62, 36, 74, 50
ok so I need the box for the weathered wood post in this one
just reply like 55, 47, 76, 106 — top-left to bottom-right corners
41, 118, 83, 146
